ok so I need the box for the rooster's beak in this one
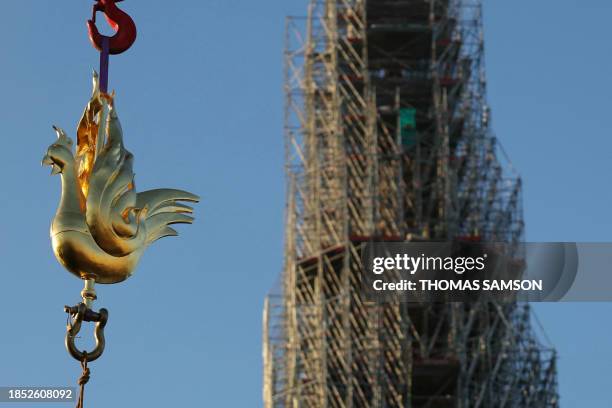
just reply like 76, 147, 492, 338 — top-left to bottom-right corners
42, 154, 61, 175
50, 165, 62, 175
41, 154, 53, 166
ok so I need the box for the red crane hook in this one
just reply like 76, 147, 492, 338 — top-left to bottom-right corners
87, 0, 137, 55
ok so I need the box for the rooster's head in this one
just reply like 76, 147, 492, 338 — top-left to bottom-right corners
42, 126, 74, 175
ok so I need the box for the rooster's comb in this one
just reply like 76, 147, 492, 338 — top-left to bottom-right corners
52, 125, 73, 147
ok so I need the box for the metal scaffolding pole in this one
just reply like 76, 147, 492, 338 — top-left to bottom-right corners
265, 1, 558, 407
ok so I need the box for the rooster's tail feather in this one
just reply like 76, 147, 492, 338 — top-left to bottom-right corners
137, 189, 200, 244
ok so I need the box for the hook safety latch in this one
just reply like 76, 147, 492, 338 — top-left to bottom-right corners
64, 303, 109, 363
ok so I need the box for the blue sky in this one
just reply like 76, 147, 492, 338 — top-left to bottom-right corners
0, 1, 610, 407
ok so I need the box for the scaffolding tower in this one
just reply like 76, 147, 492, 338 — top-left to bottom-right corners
263, 1, 559, 406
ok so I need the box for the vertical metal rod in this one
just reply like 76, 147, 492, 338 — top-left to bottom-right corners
81, 279, 97, 309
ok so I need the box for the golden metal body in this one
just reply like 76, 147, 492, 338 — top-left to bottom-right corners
43, 72, 199, 284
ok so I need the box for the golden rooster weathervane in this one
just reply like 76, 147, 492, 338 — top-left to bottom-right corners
44, 73, 198, 286
43, 2, 198, 405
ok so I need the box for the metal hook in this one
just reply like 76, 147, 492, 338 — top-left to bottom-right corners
87, 0, 137, 55
64, 303, 109, 363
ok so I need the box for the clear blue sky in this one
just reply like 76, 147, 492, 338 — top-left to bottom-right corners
0, 1, 609, 407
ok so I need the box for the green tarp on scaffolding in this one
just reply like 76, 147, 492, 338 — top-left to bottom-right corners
400, 107, 417, 146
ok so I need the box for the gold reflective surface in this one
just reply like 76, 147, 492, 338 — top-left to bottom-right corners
43, 72, 199, 284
